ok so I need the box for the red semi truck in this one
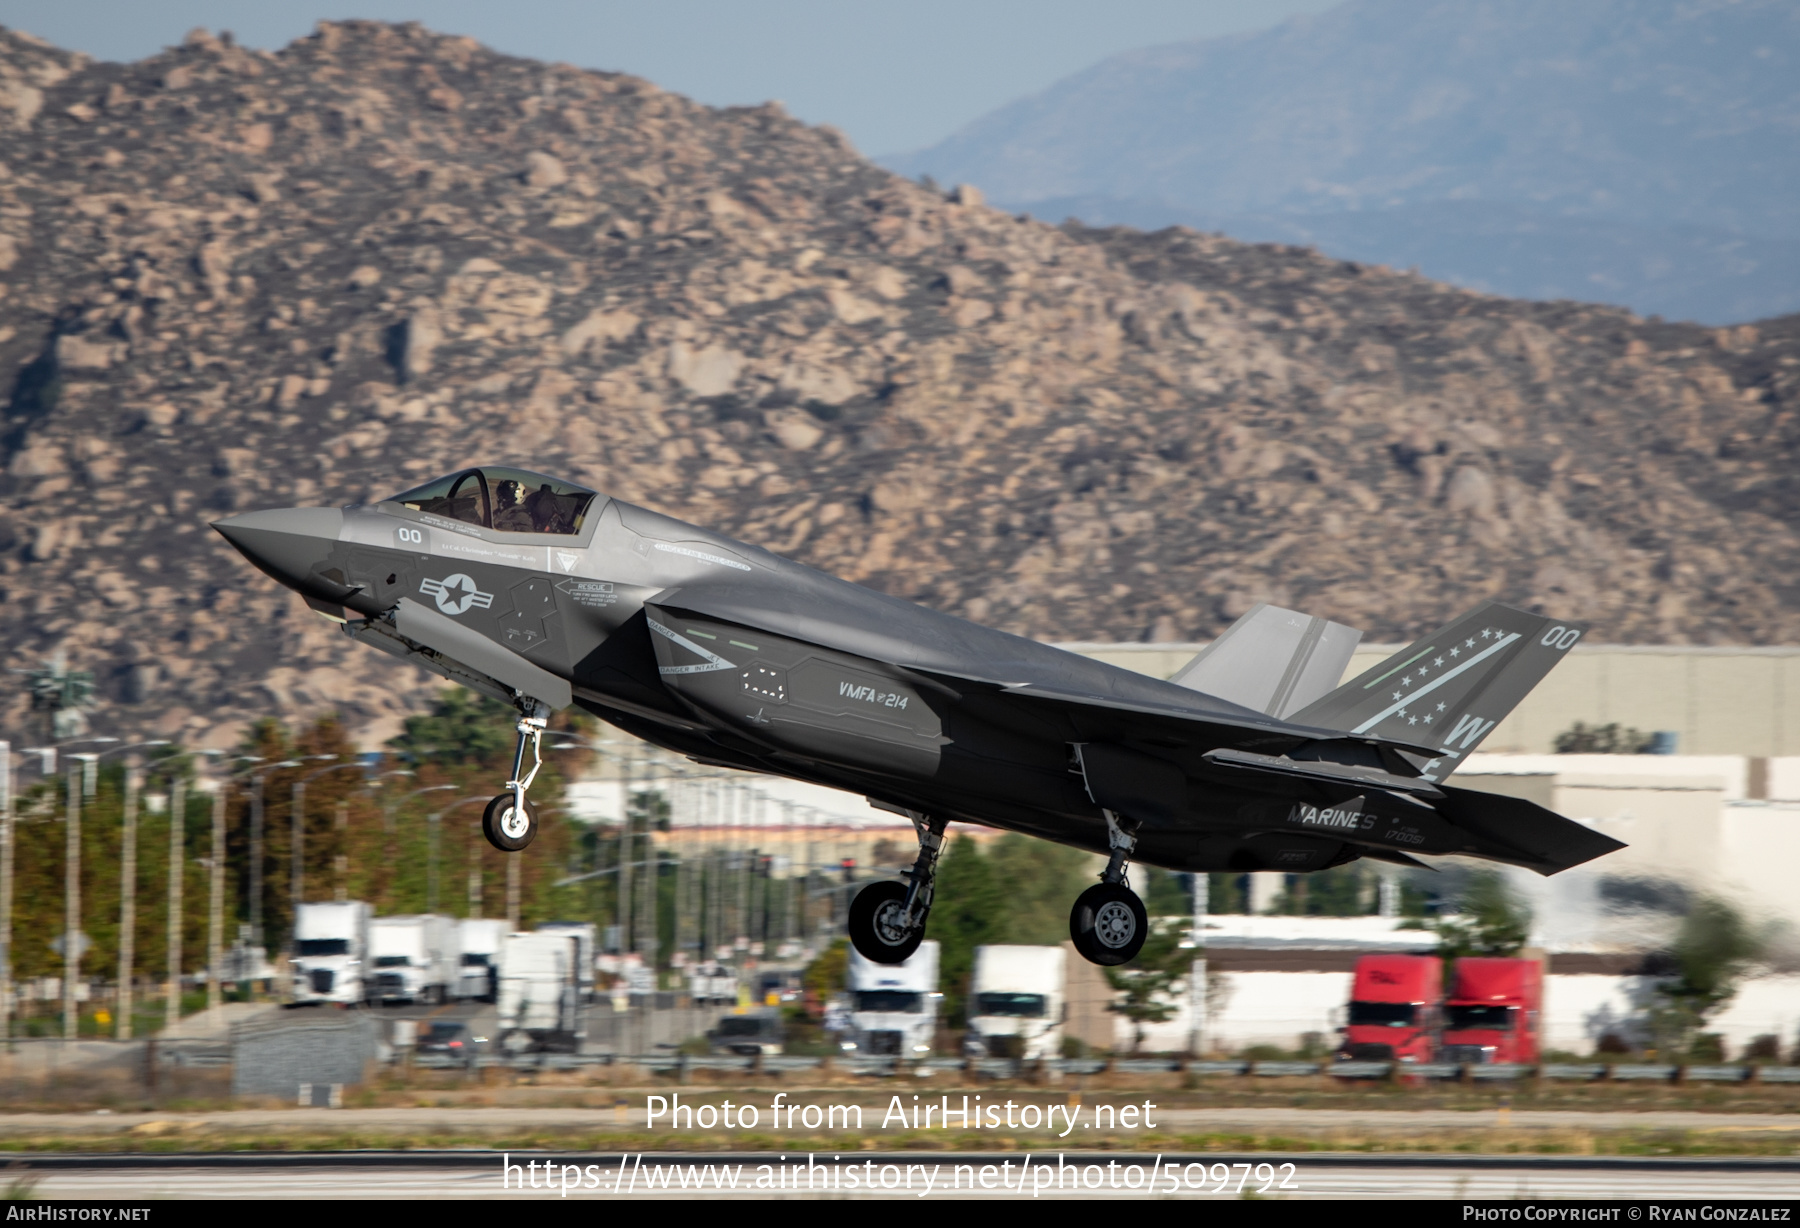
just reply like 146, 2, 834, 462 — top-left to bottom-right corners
1336, 954, 1442, 1064
1439, 957, 1543, 1065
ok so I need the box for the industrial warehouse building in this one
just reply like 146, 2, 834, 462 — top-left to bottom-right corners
1070, 642, 1800, 757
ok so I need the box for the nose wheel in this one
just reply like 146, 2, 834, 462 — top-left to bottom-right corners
482, 701, 548, 852
483, 793, 539, 852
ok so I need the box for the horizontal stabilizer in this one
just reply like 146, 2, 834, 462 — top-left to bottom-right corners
1433, 783, 1627, 876
1171, 603, 1362, 718
1287, 601, 1587, 778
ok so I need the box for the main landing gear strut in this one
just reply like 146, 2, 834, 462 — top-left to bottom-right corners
482, 700, 547, 852
848, 811, 946, 965
1069, 810, 1149, 966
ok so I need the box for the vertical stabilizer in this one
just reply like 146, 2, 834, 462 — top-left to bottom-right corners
1170, 603, 1362, 718
1287, 601, 1587, 779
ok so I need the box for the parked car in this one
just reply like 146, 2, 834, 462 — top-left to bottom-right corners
709, 1012, 784, 1056
415, 1020, 486, 1068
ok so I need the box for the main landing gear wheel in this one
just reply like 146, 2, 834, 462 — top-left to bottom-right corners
849, 880, 923, 964
1069, 883, 1148, 966
483, 793, 538, 852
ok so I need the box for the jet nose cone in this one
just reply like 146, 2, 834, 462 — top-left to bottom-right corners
213, 506, 343, 592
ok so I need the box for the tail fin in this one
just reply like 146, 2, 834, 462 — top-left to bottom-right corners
1170, 603, 1362, 719
1286, 601, 1586, 779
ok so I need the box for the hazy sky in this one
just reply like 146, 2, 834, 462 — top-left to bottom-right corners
0, 0, 1340, 156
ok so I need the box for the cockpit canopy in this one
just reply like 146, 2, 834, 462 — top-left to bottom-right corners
387, 467, 598, 536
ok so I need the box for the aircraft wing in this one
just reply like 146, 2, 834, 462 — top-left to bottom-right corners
953, 676, 1445, 760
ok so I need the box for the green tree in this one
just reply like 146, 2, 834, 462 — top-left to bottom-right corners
1553, 721, 1657, 754
6, 752, 219, 1034
1104, 923, 1193, 1053
929, 835, 1005, 1026
388, 687, 517, 768
984, 834, 1097, 941
1650, 895, 1762, 1057
1430, 870, 1531, 962
1206, 873, 1246, 914
1139, 866, 1193, 917
1270, 864, 1374, 915
804, 938, 850, 1000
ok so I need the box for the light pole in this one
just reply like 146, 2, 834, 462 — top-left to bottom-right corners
379, 782, 454, 907
425, 796, 486, 915
20, 736, 119, 785
102, 741, 171, 1039
8, 736, 114, 1042
191, 755, 265, 1019
289, 760, 365, 949
62, 760, 81, 1041
0, 740, 11, 1045
162, 767, 186, 1031
245, 759, 302, 983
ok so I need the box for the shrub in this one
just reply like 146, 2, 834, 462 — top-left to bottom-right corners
1553, 721, 1657, 754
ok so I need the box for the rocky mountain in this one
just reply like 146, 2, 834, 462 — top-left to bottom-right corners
885, 0, 1800, 324
1, 21, 1798, 751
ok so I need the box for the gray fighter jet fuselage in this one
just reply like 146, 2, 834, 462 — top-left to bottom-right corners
216, 465, 1622, 965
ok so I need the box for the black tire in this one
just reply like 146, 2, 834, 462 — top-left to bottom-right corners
1069, 883, 1148, 966
483, 793, 538, 852
848, 880, 924, 964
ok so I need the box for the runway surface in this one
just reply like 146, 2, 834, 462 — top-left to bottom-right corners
13, 1152, 1800, 1200
4, 1104, 1800, 1137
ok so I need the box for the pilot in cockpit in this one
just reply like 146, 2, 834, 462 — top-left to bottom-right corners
492, 480, 534, 532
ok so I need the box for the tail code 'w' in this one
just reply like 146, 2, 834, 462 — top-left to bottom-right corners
1442, 714, 1496, 752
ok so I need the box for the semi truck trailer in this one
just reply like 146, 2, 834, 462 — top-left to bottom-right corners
1440, 957, 1543, 1064
369, 914, 458, 1004
1337, 953, 1442, 1064
966, 945, 1066, 1060
498, 930, 585, 1053
457, 918, 505, 1002
846, 940, 940, 1056
290, 901, 371, 1007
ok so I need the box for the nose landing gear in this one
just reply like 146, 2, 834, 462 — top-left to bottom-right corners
848, 811, 945, 964
1069, 810, 1148, 966
482, 701, 548, 852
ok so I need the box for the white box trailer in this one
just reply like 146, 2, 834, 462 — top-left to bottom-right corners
457, 918, 505, 1002
538, 921, 598, 1002
291, 901, 371, 1006
370, 914, 458, 1004
686, 960, 737, 1004
967, 945, 1067, 1060
847, 940, 940, 1056
498, 930, 585, 1053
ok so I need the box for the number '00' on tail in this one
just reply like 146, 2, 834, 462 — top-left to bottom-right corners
1286, 601, 1586, 776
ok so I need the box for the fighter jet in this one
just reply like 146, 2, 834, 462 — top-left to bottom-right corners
214, 465, 1623, 966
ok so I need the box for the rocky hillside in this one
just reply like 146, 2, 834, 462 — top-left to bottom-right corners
1, 22, 1798, 749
